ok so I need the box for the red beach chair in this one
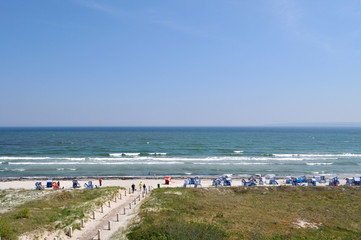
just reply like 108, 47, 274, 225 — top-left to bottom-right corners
165, 176, 171, 185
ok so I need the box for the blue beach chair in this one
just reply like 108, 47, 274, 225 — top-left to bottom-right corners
46, 178, 53, 188
354, 177, 361, 185
73, 179, 81, 188
194, 177, 202, 188
269, 176, 278, 185
242, 178, 256, 186
84, 181, 94, 189
258, 177, 266, 185
346, 178, 354, 186
189, 178, 195, 185
291, 178, 299, 186
285, 176, 292, 185
329, 177, 339, 186
35, 182, 44, 190
320, 175, 326, 183
307, 178, 316, 186
184, 178, 191, 188
300, 175, 307, 183
223, 175, 232, 186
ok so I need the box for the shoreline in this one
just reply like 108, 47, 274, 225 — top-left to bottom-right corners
0, 172, 357, 182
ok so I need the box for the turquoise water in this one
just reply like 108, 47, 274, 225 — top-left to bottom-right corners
0, 127, 361, 177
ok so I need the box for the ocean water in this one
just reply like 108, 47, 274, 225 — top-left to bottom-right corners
0, 127, 361, 178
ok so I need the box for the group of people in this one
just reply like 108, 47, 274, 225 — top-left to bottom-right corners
131, 181, 147, 193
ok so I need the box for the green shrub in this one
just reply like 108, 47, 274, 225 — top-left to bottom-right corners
128, 218, 227, 240
15, 207, 30, 219
0, 218, 15, 240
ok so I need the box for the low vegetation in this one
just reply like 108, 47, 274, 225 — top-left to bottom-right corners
128, 186, 361, 240
0, 187, 121, 239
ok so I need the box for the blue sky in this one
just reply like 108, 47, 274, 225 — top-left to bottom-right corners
1, 0, 361, 126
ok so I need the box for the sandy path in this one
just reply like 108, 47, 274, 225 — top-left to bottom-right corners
74, 189, 148, 240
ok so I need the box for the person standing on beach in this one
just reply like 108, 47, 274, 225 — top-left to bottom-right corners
143, 183, 146, 193
139, 181, 143, 191
131, 183, 135, 193
99, 178, 102, 187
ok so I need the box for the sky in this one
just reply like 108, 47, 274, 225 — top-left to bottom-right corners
1, 0, 361, 127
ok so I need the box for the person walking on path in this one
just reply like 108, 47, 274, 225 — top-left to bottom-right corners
131, 183, 135, 193
99, 178, 102, 187
143, 184, 146, 193
139, 181, 143, 191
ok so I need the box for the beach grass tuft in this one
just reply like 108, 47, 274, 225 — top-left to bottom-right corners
128, 186, 361, 240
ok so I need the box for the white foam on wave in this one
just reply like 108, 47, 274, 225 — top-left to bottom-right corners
193, 162, 275, 165
306, 162, 333, 166
109, 153, 123, 157
57, 168, 65, 171
12, 168, 25, 172
9, 161, 184, 165
233, 151, 244, 154
9, 162, 81, 165
273, 153, 361, 158
148, 153, 167, 155
5, 155, 333, 163
0, 156, 51, 160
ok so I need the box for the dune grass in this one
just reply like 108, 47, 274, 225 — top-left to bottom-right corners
0, 187, 121, 239
128, 186, 361, 240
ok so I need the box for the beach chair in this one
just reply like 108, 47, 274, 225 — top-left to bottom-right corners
320, 175, 326, 183
346, 178, 354, 186
184, 179, 191, 188
212, 178, 222, 187
35, 182, 44, 190
242, 178, 256, 186
165, 176, 171, 185
194, 178, 202, 188
259, 177, 266, 185
300, 175, 307, 183
329, 177, 339, 186
224, 175, 232, 186
84, 181, 94, 189
354, 177, 361, 185
314, 176, 321, 183
291, 178, 299, 186
307, 178, 316, 186
52, 181, 59, 189
73, 179, 81, 188
189, 178, 195, 185
285, 176, 292, 184
269, 176, 278, 185
46, 178, 53, 188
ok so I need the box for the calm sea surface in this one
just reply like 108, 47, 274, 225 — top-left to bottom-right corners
0, 127, 361, 177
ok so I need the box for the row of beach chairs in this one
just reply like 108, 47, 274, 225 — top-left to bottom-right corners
35, 179, 94, 190
184, 176, 202, 188
212, 175, 232, 187
346, 177, 361, 186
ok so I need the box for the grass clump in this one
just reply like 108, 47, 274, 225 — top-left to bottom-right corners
127, 186, 361, 240
15, 208, 30, 219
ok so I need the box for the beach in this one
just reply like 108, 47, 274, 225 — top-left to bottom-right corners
0, 175, 349, 190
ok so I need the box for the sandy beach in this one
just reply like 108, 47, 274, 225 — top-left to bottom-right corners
0, 175, 348, 190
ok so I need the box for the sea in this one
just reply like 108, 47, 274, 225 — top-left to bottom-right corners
0, 127, 361, 178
